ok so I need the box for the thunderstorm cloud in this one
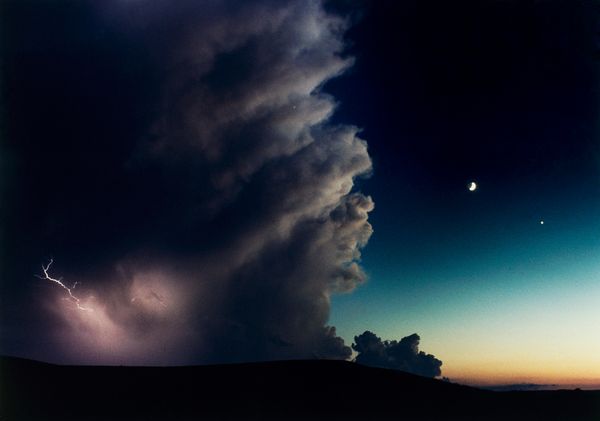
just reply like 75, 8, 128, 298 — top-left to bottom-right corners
0, 0, 373, 364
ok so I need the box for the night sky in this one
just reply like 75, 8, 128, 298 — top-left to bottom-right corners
328, 0, 600, 386
1, 0, 599, 387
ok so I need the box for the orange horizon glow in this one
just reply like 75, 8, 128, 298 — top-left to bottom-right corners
354, 261, 600, 390
444, 369, 600, 388
438, 354, 600, 388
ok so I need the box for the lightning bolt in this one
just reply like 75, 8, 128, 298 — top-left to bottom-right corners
37, 259, 93, 312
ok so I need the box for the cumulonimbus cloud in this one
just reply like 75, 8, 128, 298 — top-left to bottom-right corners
9, 0, 374, 364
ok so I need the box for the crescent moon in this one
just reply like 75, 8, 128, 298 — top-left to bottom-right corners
468, 182, 477, 191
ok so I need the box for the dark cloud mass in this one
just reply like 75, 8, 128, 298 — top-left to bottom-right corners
352, 331, 442, 378
0, 0, 372, 364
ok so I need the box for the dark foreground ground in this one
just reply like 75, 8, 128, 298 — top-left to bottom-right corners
1, 356, 599, 420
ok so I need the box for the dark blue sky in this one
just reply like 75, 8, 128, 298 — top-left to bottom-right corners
324, 1, 600, 383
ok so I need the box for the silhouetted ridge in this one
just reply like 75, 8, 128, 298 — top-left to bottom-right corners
1, 356, 598, 420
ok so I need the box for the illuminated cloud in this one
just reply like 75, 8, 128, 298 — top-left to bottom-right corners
3, 0, 373, 364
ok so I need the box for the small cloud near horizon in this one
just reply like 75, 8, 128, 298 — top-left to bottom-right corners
352, 331, 442, 378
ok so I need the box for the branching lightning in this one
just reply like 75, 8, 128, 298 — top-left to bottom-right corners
37, 259, 93, 312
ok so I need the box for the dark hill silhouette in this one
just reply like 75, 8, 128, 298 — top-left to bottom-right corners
1, 356, 598, 420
